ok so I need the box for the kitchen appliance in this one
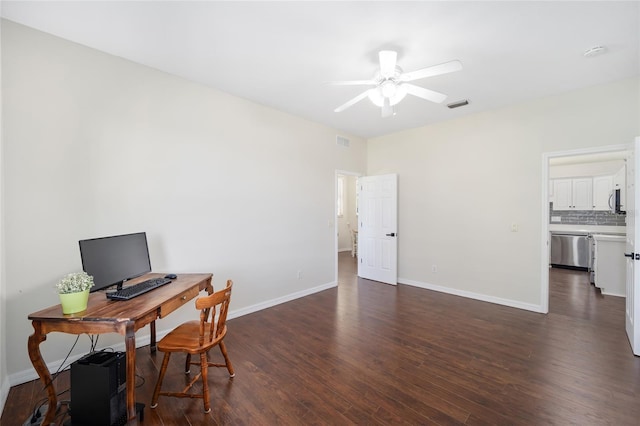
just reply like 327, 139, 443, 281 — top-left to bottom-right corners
550, 233, 591, 269
609, 188, 626, 214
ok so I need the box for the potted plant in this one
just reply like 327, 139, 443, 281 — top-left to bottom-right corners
55, 272, 94, 314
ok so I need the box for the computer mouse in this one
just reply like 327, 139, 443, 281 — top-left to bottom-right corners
164, 274, 177, 280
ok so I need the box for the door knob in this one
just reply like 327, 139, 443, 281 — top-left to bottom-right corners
386, 232, 396, 237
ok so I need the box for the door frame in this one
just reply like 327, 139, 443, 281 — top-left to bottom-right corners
335, 170, 362, 284
542, 143, 630, 313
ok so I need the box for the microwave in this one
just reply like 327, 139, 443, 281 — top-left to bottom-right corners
609, 188, 626, 214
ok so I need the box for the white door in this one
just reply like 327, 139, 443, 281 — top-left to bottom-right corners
625, 137, 640, 355
357, 174, 398, 285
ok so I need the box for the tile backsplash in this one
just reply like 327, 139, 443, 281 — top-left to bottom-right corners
549, 203, 626, 226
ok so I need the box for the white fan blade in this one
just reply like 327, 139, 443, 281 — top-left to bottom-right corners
334, 90, 370, 112
404, 84, 448, 103
325, 79, 376, 86
400, 60, 462, 82
381, 97, 393, 118
379, 50, 397, 78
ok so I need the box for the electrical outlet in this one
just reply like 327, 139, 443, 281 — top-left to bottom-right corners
431, 265, 437, 273
297, 270, 303, 279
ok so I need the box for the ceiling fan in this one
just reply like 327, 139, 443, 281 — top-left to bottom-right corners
331, 51, 462, 118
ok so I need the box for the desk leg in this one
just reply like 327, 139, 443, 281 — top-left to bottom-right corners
150, 320, 156, 353
125, 321, 137, 421
27, 321, 57, 425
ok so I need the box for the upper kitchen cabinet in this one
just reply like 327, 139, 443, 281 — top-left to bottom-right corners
553, 178, 593, 210
593, 175, 614, 210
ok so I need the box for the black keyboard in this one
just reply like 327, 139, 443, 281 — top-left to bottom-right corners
106, 277, 172, 301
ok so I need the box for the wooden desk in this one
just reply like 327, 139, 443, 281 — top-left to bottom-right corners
27, 273, 213, 424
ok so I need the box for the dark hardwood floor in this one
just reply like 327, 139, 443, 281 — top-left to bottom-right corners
3, 254, 640, 425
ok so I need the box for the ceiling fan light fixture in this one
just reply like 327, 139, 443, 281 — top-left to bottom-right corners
380, 80, 397, 98
333, 50, 462, 116
367, 87, 384, 107
367, 84, 407, 107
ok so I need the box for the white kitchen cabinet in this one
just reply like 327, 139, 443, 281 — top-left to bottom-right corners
592, 234, 626, 297
552, 178, 593, 210
552, 179, 572, 210
593, 175, 614, 211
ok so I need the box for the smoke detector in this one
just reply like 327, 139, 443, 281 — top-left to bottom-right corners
583, 46, 606, 57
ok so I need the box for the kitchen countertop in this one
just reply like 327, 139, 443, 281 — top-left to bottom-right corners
592, 233, 626, 242
549, 224, 626, 235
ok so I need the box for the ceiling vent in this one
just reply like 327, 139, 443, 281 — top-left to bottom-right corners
336, 135, 350, 148
447, 99, 469, 109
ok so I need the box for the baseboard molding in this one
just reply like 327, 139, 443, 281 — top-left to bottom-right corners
338, 248, 352, 253
398, 277, 544, 314
227, 280, 337, 320
0, 376, 10, 419
8, 280, 338, 387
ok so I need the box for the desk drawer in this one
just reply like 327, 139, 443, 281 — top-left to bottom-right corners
159, 286, 200, 318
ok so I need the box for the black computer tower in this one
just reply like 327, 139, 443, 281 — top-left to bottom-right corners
70, 351, 126, 426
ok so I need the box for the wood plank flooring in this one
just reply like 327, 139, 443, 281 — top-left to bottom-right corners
3, 254, 640, 425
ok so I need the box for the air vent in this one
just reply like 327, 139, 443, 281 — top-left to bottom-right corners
336, 135, 350, 148
447, 99, 469, 109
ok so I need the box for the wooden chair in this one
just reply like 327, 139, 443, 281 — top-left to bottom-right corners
151, 280, 235, 413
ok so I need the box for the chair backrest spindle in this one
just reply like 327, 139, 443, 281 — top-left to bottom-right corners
195, 280, 233, 348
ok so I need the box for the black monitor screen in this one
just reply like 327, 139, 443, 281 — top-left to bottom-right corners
79, 232, 151, 292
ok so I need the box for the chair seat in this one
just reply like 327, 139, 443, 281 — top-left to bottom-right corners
158, 321, 224, 354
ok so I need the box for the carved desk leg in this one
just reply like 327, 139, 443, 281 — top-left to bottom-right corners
27, 321, 57, 425
125, 321, 137, 421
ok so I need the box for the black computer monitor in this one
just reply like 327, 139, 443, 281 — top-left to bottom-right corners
79, 232, 152, 292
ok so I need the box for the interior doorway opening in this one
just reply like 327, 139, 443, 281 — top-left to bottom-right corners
542, 144, 629, 313
336, 171, 360, 286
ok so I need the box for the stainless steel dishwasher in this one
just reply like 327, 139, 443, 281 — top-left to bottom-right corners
550, 233, 590, 269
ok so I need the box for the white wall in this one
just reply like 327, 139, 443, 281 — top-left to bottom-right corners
550, 160, 625, 179
1, 20, 366, 384
0, 15, 9, 416
368, 77, 639, 311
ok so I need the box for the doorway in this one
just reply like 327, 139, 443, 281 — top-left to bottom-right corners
336, 171, 360, 285
543, 144, 629, 313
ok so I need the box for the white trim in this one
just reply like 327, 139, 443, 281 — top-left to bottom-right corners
542, 143, 629, 314
7, 280, 337, 387
399, 277, 544, 313
541, 153, 550, 313
226, 280, 336, 319
0, 377, 9, 418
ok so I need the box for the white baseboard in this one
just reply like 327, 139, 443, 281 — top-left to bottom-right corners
338, 248, 352, 253
398, 277, 544, 313
0, 376, 9, 419
7, 280, 338, 387
228, 280, 337, 319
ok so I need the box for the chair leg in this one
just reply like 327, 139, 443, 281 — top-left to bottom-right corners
219, 341, 235, 377
151, 352, 172, 408
200, 352, 211, 413
185, 354, 191, 374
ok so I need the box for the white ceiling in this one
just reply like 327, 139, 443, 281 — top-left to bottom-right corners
2, 1, 638, 139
